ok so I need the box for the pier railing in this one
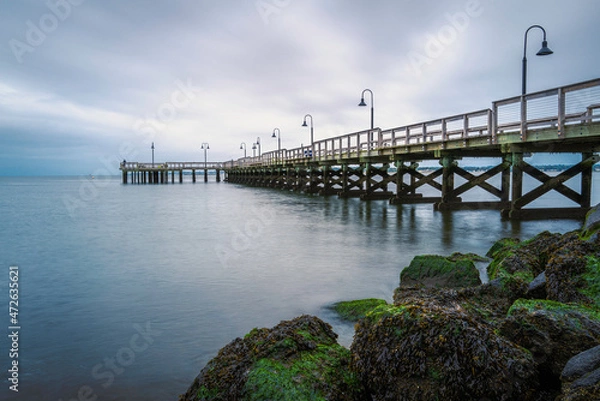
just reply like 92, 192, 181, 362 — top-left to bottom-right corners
121, 161, 224, 170
227, 78, 600, 168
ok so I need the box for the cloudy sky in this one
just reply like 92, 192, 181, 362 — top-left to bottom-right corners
0, 0, 598, 175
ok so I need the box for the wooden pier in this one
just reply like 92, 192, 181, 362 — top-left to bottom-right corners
122, 78, 600, 220
120, 162, 224, 184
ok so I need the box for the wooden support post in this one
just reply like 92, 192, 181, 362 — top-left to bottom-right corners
441, 155, 455, 203
508, 153, 524, 218
192, 170, 196, 183
179, 170, 183, 183
581, 152, 593, 209
501, 154, 511, 203
216, 169, 221, 182
204, 169, 208, 182
122, 170, 127, 184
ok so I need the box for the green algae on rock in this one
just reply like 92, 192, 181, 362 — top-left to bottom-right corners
330, 298, 388, 322
501, 299, 600, 399
178, 315, 364, 401
351, 301, 537, 401
399, 253, 483, 289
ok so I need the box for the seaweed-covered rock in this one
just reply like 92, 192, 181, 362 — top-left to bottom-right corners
331, 299, 388, 322
500, 299, 600, 397
486, 231, 563, 297
560, 345, 600, 401
546, 232, 600, 306
352, 301, 537, 401
178, 315, 364, 401
393, 284, 513, 329
399, 253, 483, 289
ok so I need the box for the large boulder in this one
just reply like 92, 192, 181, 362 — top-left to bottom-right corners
399, 253, 483, 289
178, 315, 364, 401
545, 232, 600, 306
351, 298, 537, 401
486, 231, 563, 298
500, 299, 600, 398
560, 345, 600, 401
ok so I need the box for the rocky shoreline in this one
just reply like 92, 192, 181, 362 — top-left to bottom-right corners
179, 209, 600, 401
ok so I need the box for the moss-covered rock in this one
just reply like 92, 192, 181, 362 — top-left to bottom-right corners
351, 301, 537, 401
546, 232, 600, 306
178, 315, 364, 401
486, 231, 563, 296
393, 284, 514, 329
399, 253, 483, 290
500, 299, 600, 398
330, 298, 388, 322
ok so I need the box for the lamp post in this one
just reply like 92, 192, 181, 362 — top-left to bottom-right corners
302, 114, 314, 158
256, 137, 261, 157
358, 89, 374, 130
271, 128, 281, 151
201, 142, 209, 182
522, 25, 553, 95
240, 142, 247, 158
302, 114, 314, 146
151, 142, 155, 167
271, 128, 281, 163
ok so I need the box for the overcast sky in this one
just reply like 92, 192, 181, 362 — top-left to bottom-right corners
1, 0, 598, 175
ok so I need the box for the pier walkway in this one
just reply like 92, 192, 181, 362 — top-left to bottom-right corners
121, 78, 600, 220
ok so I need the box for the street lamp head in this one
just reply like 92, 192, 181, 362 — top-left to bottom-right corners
252, 143, 257, 150
537, 40, 553, 56
302, 120, 308, 127
271, 132, 277, 138
358, 97, 367, 107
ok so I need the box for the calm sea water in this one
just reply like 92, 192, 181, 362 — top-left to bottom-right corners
0, 174, 597, 401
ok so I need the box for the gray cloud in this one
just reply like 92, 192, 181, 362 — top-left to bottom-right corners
0, 0, 598, 175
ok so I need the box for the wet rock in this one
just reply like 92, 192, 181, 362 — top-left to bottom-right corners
178, 315, 364, 401
486, 232, 563, 297
562, 345, 600, 383
545, 232, 600, 306
581, 203, 600, 241
393, 284, 513, 329
560, 345, 600, 400
500, 299, 600, 398
527, 271, 547, 299
352, 301, 537, 401
330, 298, 388, 322
399, 253, 483, 290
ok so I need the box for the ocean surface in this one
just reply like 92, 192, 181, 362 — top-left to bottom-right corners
0, 173, 598, 401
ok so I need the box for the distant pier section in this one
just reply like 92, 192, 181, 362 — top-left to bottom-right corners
120, 162, 224, 184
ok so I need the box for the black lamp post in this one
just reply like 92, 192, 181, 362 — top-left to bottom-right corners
302, 114, 314, 146
256, 137, 261, 157
522, 25, 553, 95
358, 89, 374, 130
271, 128, 281, 151
240, 142, 247, 158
